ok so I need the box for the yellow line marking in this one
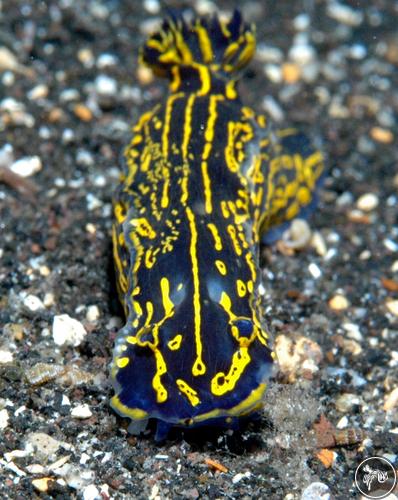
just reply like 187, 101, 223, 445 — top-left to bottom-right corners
186, 207, 206, 376
160, 277, 174, 316
215, 259, 227, 276
207, 223, 223, 251
168, 334, 182, 351
116, 357, 129, 368
176, 378, 201, 406
181, 94, 196, 161
162, 92, 183, 158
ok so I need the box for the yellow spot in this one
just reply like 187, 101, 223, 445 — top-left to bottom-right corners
132, 286, 140, 296
245, 252, 257, 283
133, 301, 143, 316
220, 200, 230, 218
247, 280, 254, 293
242, 106, 255, 119
145, 248, 158, 268
160, 277, 174, 316
131, 134, 142, 145
152, 348, 168, 403
215, 260, 227, 276
176, 379, 201, 406
297, 186, 311, 205
227, 225, 242, 256
207, 223, 223, 251
236, 279, 247, 297
168, 334, 182, 351
226, 80, 237, 99
170, 65, 181, 92
195, 63, 211, 96
219, 291, 233, 317
116, 357, 129, 368
114, 203, 127, 224
131, 218, 156, 239
186, 207, 206, 376
211, 348, 251, 396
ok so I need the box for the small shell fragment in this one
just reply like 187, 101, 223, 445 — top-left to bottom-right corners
52, 314, 87, 347
10, 156, 42, 177
384, 387, 398, 411
329, 294, 349, 311
356, 193, 379, 212
386, 300, 398, 317
71, 404, 93, 419
370, 127, 393, 144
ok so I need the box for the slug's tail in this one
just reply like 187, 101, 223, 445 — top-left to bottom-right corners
140, 9, 255, 78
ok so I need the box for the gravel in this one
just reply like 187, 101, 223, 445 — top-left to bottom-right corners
1, 0, 397, 499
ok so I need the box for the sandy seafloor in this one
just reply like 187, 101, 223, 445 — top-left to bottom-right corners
0, 0, 398, 498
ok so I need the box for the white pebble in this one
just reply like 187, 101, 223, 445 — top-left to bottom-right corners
82, 484, 100, 500
95, 75, 117, 96
93, 175, 106, 187
76, 150, 94, 166
336, 416, 349, 429
327, 2, 363, 26
391, 260, 398, 273
289, 43, 316, 65
86, 305, 100, 322
59, 88, 80, 102
0, 46, 20, 72
256, 44, 284, 63
71, 404, 93, 419
23, 294, 45, 312
301, 482, 331, 500
0, 409, 9, 430
62, 128, 75, 144
2, 71, 15, 86
52, 314, 87, 347
262, 95, 284, 122
96, 53, 118, 68
384, 239, 398, 252
0, 350, 13, 364
311, 232, 327, 257
232, 471, 251, 484
86, 193, 103, 210
264, 64, 283, 84
308, 262, 322, 279
43, 292, 55, 307
27, 84, 49, 100
342, 323, 363, 341
386, 300, 398, 317
349, 43, 367, 59
356, 192, 379, 211
0, 143, 14, 168
10, 156, 42, 177
143, 0, 160, 14
293, 13, 310, 31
